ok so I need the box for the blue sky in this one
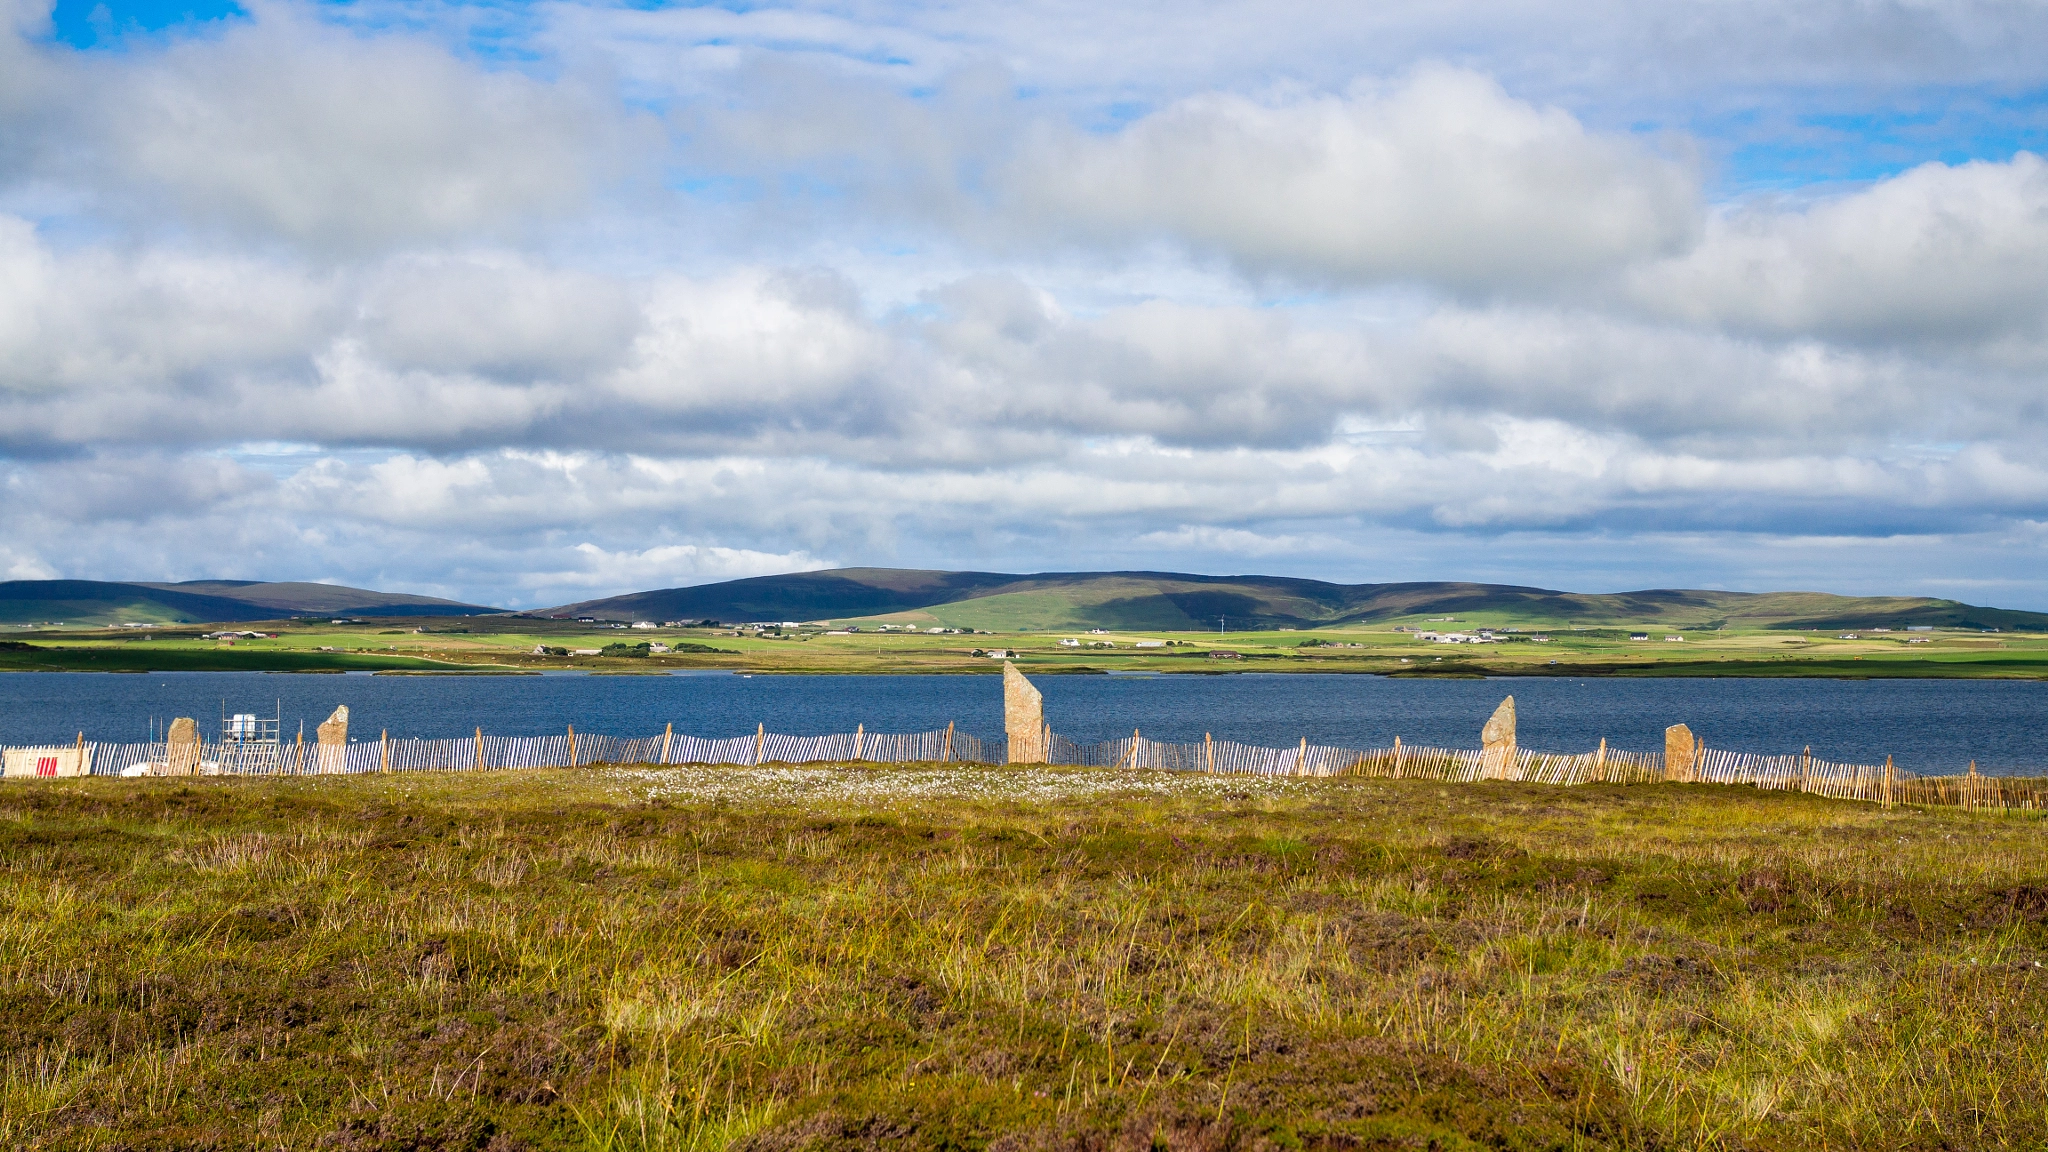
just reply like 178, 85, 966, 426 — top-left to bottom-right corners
3, 0, 2048, 608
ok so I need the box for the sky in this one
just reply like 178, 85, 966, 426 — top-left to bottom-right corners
3, 0, 2048, 610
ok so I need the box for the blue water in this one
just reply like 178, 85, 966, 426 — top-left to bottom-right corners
2, 671, 2045, 774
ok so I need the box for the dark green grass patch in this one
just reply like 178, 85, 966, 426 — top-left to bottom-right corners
0, 645, 468, 673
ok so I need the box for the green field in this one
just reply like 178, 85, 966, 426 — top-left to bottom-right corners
5, 567, 2044, 678
5, 613, 2047, 678
2, 766, 2044, 1149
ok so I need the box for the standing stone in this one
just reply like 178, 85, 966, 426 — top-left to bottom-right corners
316, 705, 350, 775
1665, 724, 1697, 782
1480, 696, 1517, 779
164, 716, 200, 777
1003, 662, 1045, 764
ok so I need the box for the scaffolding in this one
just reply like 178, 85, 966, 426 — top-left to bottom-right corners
220, 700, 282, 745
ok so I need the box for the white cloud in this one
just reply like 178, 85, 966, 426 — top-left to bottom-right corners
536, 543, 833, 596
0, 545, 55, 581
1130, 526, 1333, 555
30, 6, 639, 255
357, 254, 643, 381
1632, 153, 2048, 342
612, 269, 895, 423
1006, 68, 1701, 289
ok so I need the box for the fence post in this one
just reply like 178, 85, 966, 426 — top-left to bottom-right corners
662, 722, 673, 765
1205, 731, 1214, 774
1801, 746, 1811, 793
1393, 735, 1403, 776
754, 722, 764, 766
568, 725, 577, 768
295, 729, 305, 776
1298, 735, 1308, 777
1883, 755, 1894, 810
1594, 737, 1606, 783
475, 727, 484, 772
855, 723, 865, 761
381, 730, 390, 774
1967, 760, 1979, 812
943, 721, 954, 763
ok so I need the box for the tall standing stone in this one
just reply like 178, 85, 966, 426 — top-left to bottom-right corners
1003, 662, 1045, 764
1480, 696, 1517, 780
1665, 724, 1697, 782
316, 705, 350, 775
164, 716, 200, 777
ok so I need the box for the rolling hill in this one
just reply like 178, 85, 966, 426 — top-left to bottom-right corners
546, 568, 2048, 632
0, 580, 498, 626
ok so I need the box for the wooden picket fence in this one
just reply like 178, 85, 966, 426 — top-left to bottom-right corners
1041, 731, 2048, 814
0, 722, 993, 780
4, 723, 2043, 815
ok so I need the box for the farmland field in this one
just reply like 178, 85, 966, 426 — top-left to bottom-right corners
5, 614, 2048, 678
2, 765, 2045, 1149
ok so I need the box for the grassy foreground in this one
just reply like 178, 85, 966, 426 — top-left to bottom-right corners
3, 767, 2046, 1150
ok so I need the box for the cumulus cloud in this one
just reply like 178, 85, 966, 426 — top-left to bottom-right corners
1005, 68, 1701, 289
1630, 153, 2048, 343
612, 269, 896, 429
6, 5, 640, 255
536, 543, 832, 596
356, 255, 644, 381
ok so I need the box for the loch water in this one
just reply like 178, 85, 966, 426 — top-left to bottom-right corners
2, 670, 2045, 775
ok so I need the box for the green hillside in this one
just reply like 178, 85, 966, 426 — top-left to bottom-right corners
0, 579, 497, 626
548, 568, 2048, 632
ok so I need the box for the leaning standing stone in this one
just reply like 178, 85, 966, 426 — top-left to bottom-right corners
1481, 696, 1517, 780
1004, 662, 1045, 764
316, 706, 350, 774
1665, 724, 1697, 782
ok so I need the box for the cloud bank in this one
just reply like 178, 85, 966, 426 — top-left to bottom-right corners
2, 0, 2047, 607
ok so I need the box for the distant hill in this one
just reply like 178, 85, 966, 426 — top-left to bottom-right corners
545, 568, 2048, 632
0, 580, 498, 626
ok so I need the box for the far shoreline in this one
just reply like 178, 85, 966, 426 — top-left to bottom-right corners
4, 659, 2047, 681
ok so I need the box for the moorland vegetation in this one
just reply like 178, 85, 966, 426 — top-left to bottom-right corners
1, 765, 2043, 1149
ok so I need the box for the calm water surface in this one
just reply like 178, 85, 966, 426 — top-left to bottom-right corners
2, 671, 2045, 774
